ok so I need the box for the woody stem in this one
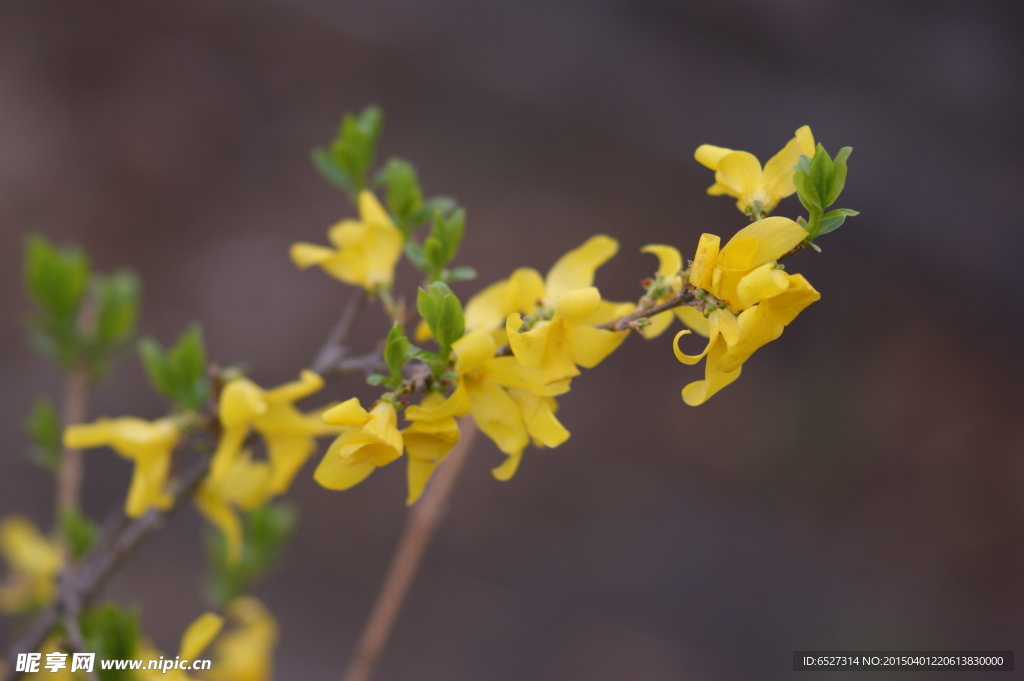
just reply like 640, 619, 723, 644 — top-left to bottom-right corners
341, 419, 479, 681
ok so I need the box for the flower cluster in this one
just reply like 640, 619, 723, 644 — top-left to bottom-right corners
4, 113, 854, 681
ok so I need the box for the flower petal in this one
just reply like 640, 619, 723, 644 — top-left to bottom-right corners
565, 324, 628, 369
640, 245, 683, 279
545, 235, 618, 301
180, 613, 225, 661
322, 397, 370, 427
313, 444, 378, 490
694, 144, 735, 170
715, 151, 763, 197
681, 338, 743, 406
689, 233, 721, 291
290, 243, 336, 269
762, 125, 815, 200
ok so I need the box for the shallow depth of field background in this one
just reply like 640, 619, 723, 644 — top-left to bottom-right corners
1, 2, 1023, 679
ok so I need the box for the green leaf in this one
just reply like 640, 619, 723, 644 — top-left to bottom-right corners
793, 163, 822, 214
824, 146, 852, 207
311, 148, 355, 195
94, 270, 140, 347
58, 507, 100, 561
417, 286, 442, 333
26, 397, 62, 472
432, 208, 466, 264
80, 603, 140, 681
138, 325, 209, 409
366, 373, 388, 386
410, 196, 457, 226
444, 266, 477, 282
816, 208, 859, 237
380, 159, 423, 232
404, 242, 428, 271
423, 236, 445, 274
24, 234, 91, 321
384, 323, 411, 381
435, 290, 465, 349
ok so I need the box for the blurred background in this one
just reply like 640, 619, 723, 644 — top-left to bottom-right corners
2, 1, 1023, 679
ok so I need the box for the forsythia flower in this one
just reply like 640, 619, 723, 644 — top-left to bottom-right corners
195, 451, 274, 564
507, 287, 630, 384
673, 237, 820, 405
462, 235, 629, 344
688, 216, 808, 313
314, 399, 403, 491
290, 190, 403, 291
636, 244, 689, 340
64, 417, 180, 517
696, 126, 814, 216
406, 329, 570, 480
0, 517, 62, 613
211, 370, 336, 497
402, 392, 461, 505
139, 612, 224, 681
205, 597, 278, 681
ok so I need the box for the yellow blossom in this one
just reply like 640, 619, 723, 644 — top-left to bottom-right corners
637, 244, 695, 339
314, 399, 403, 491
0, 517, 62, 613
402, 392, 461, 505
460, 235, 628, 345
64, 417, 180, 517
195, 451, 274, 564
406, 329, 570, 480
211, 370, 336, 497
673, 266, 819, 405
205, 597, 278, 681
688, 216, 807, 313
695, 125, 815, 216
139, 612, 224, 681
290, 190, 403, 291
506, 287, 631, 384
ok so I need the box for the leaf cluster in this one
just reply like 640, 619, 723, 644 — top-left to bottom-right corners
139, 326, 210, 411
24, 235, 140, 378
794, 144, 860, 245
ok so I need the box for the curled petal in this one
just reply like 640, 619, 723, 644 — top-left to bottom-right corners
180, 613, 225, 661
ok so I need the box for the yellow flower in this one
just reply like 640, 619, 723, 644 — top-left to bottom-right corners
64, 417, 180, 517
205, 597, 278, 681
290, 190, 403, 291
211, 370, 336, 497
407, 329, 570, 480
696, 126, 815, 216
0, 517, 62, 613
139, 612, 224, 681
195, 451, 273, 564
461, 235, 627, 344
402, 392, 461, 505
673, 265, 819, 405
688, 216, 807, 313
506, 287, 631, 384
636, 244, 695, 340
314, 399, 403, 491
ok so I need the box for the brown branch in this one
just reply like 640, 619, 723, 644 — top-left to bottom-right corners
1, 458, 210, 681
56, 367, 89, 515
310, 289, 369, 375
342, 419, 479, 681
595, 287, 697, 332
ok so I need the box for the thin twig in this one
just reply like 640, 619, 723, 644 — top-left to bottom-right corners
342, 419, 479, 681
594, 287, 697, 332
56, 367, 89, 515
311, 290, 369, 375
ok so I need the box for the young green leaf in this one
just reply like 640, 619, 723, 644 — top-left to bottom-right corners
26, 397, 62, 472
